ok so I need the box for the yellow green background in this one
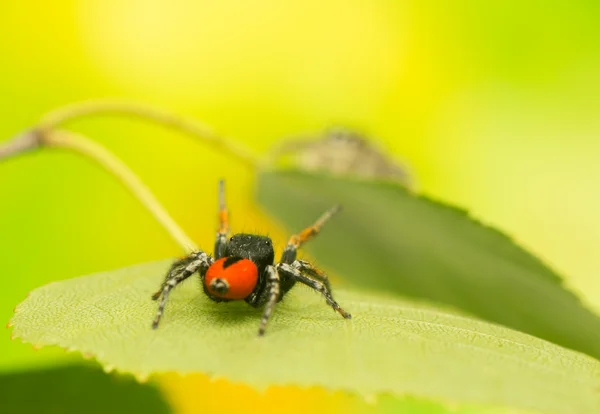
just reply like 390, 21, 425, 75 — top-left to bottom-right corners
1, 1, 599, 413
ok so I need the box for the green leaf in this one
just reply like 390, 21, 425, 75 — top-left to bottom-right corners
0, 363, 171, 414
9, 260, 600, 414
256, 170, 600, 360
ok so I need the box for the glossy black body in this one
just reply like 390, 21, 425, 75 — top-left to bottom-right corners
226, 234, 275, 268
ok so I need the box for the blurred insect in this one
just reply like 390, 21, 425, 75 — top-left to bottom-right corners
151, 179, 351, 336
270, 127, 415, 189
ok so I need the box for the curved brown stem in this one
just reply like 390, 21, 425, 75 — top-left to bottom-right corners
0, 128, 198, 253
39, 99, 262, 170
0, 130, 42, 161
42, 129, 199, 252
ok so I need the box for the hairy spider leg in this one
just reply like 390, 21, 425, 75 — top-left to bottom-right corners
214, 179, 230, 259
278, 205, 341, 308
277, 263, 351, 319
151, 251, 213, 328
257, 265, 281, 336
151, 255, 197, 300
281, 204, 342, 264
292, 259, 332, 292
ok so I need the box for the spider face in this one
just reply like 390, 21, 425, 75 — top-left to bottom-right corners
151, 180, 351, 336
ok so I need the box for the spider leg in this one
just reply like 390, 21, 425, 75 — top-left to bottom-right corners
214, 179, 230, 259
291, 259, 332, 292
277, 263, 351, 319
151, 255, 195, 300
152, 251, 212, 329
281, 204, 341, 263
257, 265, 281, 336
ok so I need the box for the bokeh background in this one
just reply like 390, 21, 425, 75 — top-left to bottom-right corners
1, 1, 599, 413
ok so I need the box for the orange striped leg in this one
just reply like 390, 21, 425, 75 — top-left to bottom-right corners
281, 204, 342, 263
214, 179, 230, 259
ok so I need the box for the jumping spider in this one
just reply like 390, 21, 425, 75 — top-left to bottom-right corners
151, 180, 351, 336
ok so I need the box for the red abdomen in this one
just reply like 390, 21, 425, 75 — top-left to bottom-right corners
205, 257, 258, 300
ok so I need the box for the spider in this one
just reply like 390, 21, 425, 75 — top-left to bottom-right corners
151, 179, 351, 336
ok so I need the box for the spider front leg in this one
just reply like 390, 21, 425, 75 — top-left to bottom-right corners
281, 204, 341, 263
214, 179, 230, 259
277, 262, 351, 319
257, 265, 281, 336
151, 251, 212, 329
292, 259, 332, 292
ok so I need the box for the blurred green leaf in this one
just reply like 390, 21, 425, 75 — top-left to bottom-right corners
0, 363, 170, 414
9, 260, 600, 414
256, 170, 600, 360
